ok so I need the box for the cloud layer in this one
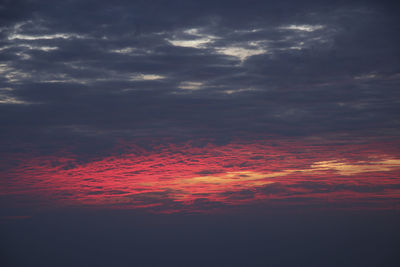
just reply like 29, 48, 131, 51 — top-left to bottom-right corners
2, 139, 399, 212
1, 0, 400, 213
0, 0, 399, 154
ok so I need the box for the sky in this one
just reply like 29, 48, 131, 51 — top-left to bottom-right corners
1, 0, 400, 266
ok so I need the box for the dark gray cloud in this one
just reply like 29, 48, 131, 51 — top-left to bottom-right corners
1, 0, 400, 154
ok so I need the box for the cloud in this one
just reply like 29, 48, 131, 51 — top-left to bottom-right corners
2, 138, 400, 212
0, 0, 398, 163
280, 24, 325, 32
129, 73, 166, 81
8, 33, 85, 41
0, 93, 30, 104
215, 46, 266, 62
311, 158, 400, 176
178, 81, 203, 90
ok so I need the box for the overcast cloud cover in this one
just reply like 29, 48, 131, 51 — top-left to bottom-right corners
1, 0, 399, 157
1, 1, 400, 266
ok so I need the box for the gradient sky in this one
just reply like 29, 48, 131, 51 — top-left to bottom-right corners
1, 0, 400, 266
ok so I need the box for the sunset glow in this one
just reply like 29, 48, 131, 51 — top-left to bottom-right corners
2, 139, 399, 213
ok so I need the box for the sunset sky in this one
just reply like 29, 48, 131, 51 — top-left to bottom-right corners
1, 0, 400, 266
